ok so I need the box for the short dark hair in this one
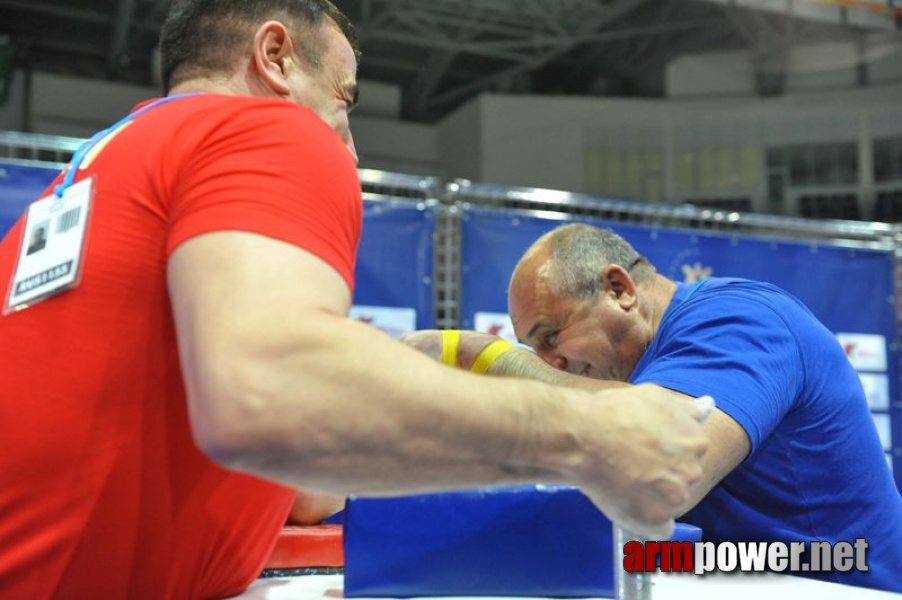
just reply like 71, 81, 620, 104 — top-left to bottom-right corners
159, 0, 359, 93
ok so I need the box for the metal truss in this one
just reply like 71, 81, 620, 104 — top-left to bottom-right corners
0, 0, 898, 123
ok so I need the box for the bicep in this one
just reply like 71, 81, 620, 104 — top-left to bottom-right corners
168, 229, 351, 322
645, 388, 750, 513
167, 231, 352, 449
683, 407, 750, 514
641, 387, 750, 514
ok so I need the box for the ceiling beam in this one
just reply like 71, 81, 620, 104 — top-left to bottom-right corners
407, 50, 459, 116
424, 0, 684, 112
0, 0, 159, 31
0, 0, 108, 23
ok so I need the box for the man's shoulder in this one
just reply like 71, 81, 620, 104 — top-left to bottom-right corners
668, 278, 815, 340
181, 93, 317, 119
696, 276, 781, 294
134, 94, 337, 153
137, 93, 322, 129
690, 277, 801, 311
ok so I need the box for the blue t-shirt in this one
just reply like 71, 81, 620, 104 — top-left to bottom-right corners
630, 277, 902, 592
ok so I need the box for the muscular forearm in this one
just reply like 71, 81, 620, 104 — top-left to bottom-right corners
189, 317, 711, 538
402, 329, 741, 517
420, 330, 627, 391
489, 347, 629, 391
195, 315, 605, 495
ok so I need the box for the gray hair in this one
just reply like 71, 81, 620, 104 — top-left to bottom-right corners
539, 223, 652, 300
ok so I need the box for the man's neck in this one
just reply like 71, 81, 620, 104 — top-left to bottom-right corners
168, 78, 238, 97
646, 275, 677, 337
167, 67, 274, 98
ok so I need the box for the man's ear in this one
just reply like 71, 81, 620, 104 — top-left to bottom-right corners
601, 264, 638, 309
252, 20, 294, 96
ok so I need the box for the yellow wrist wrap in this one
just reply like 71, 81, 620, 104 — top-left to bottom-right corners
440, 329, 461, 367
469, 339, 514, 375
440, 330, 514, 374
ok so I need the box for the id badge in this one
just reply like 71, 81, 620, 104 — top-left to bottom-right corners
4, 177, 94, 314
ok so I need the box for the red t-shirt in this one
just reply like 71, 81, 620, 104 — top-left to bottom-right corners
0, 94, 362, 599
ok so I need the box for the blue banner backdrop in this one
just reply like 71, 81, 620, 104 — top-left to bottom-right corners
459, 205, 900, 490
0, 162, 61, 235
353, 199, 435, 330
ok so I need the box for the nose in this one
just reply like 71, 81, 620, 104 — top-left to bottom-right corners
345, 130, 359, 166
537, 348, 568, 371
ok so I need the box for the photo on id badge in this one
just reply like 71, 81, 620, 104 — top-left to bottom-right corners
26, 221, 49, 256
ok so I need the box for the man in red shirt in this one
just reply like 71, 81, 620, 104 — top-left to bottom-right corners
0, 1, 710, 598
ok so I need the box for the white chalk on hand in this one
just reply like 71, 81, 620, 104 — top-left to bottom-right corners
694, 395, 715, 421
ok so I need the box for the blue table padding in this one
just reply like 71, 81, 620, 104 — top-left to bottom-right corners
343, 485, 701, 598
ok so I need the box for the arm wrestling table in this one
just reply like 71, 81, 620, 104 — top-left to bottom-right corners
249, 488, 898, 600
232, 571, 902, 600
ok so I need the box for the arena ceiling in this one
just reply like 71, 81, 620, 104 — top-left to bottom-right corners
0, 0, 899, 123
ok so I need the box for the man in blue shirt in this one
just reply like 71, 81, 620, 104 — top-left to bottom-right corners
408, 222, 902, 593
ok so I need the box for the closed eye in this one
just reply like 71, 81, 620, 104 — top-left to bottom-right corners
344, 84, 359, 113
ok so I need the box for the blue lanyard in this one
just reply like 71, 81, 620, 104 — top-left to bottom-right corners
54, 92, 203, 197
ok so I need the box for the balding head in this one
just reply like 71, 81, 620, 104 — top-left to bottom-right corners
508, 224, 670, 382
510, 223, 652, 305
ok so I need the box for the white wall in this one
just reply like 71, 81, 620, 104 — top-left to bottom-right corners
437, 99, 484, 183
667, 50, 757, 98
668, 34, 902, 99
31, 73, 156, 137
869, 34, 902, 84
353, 116, 438, 176
356, 80, 402, 119
478, 95, 588, 192
438, 81, 901, 215
785, 41, 860, 93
